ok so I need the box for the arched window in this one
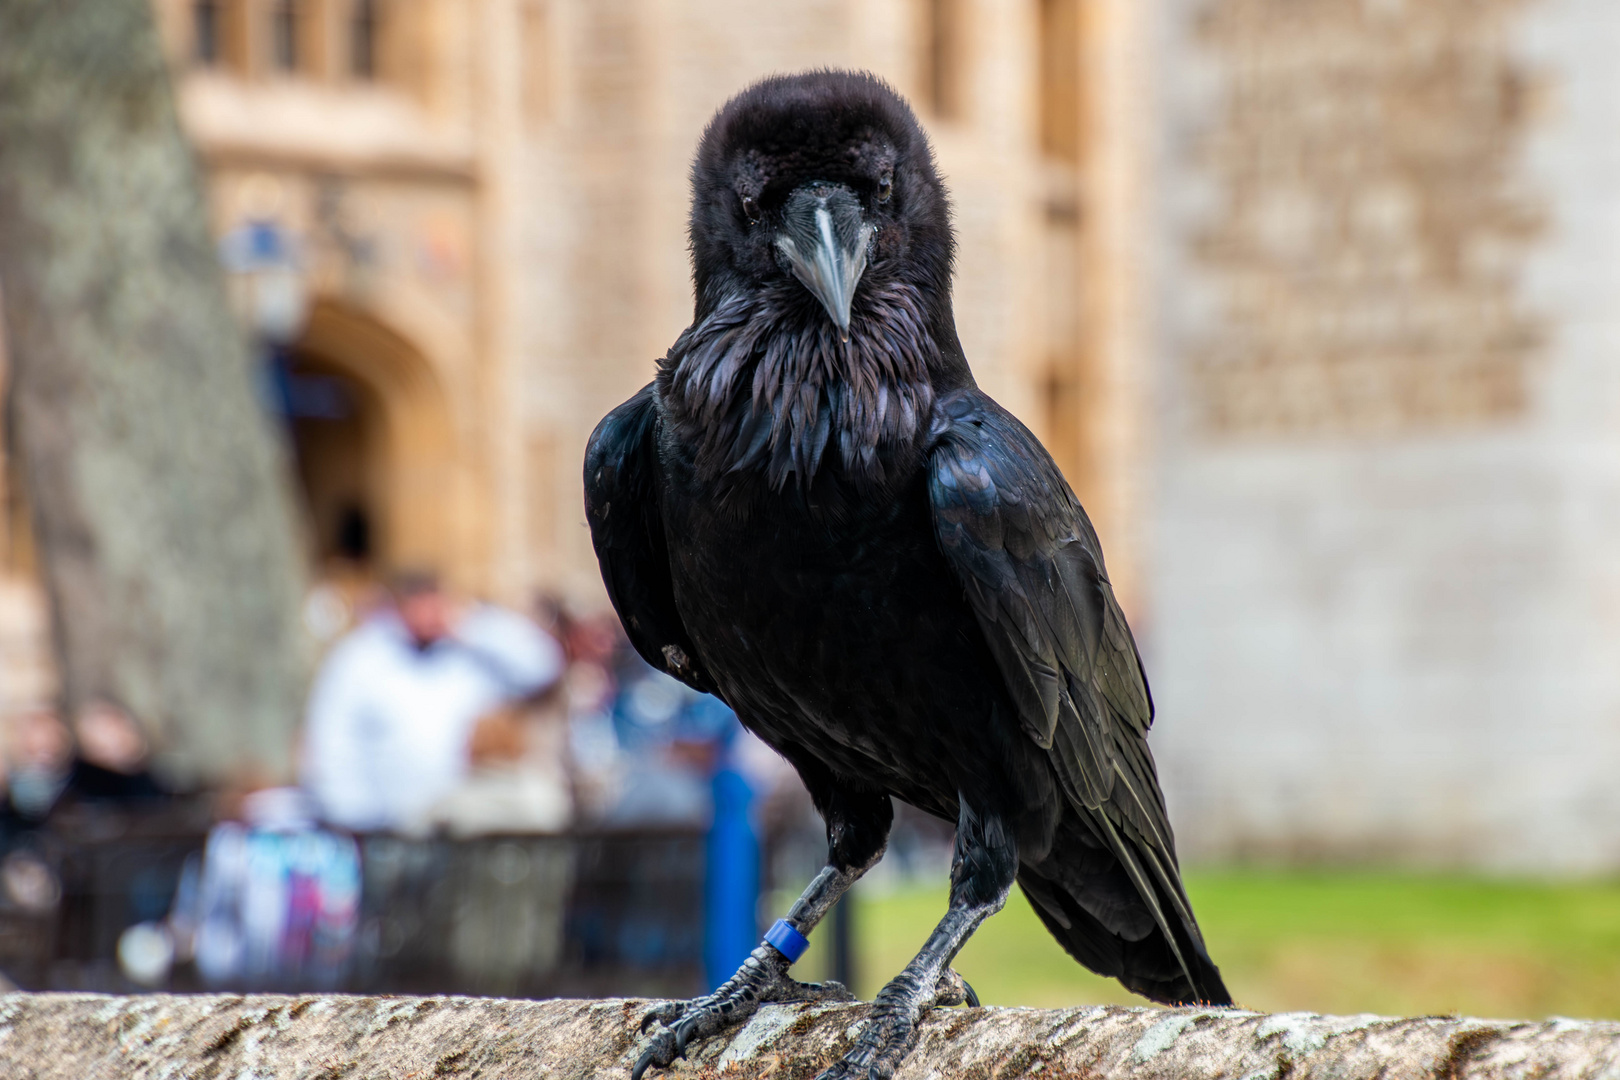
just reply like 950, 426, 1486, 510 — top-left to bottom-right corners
922, 0, 966, 120
1038, 0, 1081, 162
193, 0, 221, 66
351, 0, 379, 80
270, 0, 299, 73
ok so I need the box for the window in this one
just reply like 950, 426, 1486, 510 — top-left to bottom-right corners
1036, 0, 1086, 486
1037, 0, 1081, 162
922, 0, 966, 120
270, 0, 299, 73
351, 0, 378, 79
193, 0, 221, 66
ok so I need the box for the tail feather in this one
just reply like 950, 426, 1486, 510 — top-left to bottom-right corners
1020, 823, 1231, 1006
1096, 814, 1197, 991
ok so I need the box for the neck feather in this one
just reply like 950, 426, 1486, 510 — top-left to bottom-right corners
657, 281, 943, 492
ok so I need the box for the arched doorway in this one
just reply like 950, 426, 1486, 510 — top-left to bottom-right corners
283, 356, 384, 567
283, 299, 456, 581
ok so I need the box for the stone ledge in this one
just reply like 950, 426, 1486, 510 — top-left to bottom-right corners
1, 993, 1618, 1079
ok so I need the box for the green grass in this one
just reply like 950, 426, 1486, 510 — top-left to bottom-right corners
787, 871, 1620, 1020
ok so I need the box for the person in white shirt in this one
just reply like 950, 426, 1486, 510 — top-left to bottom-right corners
299, 572, 565, 833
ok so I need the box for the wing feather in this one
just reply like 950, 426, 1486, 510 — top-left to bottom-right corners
926, 387, 1212, 979
584, 383, 719, 697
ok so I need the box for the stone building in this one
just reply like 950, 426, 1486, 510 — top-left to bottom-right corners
122, 0, 1132, 607
1147, 0, 1620, 872
4, 0, 1619, 869
2, 0, 1133, 761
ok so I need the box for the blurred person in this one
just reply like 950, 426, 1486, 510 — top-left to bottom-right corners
0, 709, 71, 930
550, 606, 633, 823
583, 630, 768, 988
427, 680, 574, 836
3, 707, 71, 823
605, 666, 718, 827
299, 570, 564, 833
179, 786, 361, 990
4, 700, 172, 829
302, 557, 384, 647
64, 698, 169, 805
0, 702, 172, 984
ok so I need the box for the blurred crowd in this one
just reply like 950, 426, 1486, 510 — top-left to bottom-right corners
0, 570, 803, 991
0, 571, 790, 836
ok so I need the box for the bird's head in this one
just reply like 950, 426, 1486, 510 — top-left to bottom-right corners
688, 70, 953, 336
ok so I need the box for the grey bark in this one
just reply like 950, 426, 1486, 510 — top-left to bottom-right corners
0, 994, 1618, 1080
0, 0, 309, 782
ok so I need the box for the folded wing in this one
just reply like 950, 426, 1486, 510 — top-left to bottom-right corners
926, 387, 1226, 1003
584, 383, 719, 697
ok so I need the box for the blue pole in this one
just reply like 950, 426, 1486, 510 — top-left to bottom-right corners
704, 765, 760, 990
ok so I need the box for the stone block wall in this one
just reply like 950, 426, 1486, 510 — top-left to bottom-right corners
1149, 0, 1620, 870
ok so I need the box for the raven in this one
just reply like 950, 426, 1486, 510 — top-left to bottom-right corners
587, 71, 1230, 1080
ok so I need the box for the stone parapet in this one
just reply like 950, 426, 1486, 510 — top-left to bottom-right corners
2, 993, 1618, 1079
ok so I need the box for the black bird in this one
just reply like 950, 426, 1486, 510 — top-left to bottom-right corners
587, 70, 1230, 1080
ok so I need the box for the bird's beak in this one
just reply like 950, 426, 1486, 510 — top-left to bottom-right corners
774, 184, 874, 338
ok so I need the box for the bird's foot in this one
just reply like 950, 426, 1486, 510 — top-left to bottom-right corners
631, 942, 855, 1080
814, 967, 978, 1080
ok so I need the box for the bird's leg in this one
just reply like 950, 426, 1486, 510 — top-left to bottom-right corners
632, 788, 892, 1080
816, 799, 1016, 1080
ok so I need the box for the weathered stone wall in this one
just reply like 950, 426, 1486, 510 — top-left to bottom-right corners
1150, 0, 1620, 869
1187, 0, 1544, 436
3, 993, 1620, 1080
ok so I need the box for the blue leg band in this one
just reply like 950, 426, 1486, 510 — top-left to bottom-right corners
764, 918, 810, 963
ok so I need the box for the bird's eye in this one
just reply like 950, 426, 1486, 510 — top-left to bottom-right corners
877, 174, 893, 204
740, 194, 760, 224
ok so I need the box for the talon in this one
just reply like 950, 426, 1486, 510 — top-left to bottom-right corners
818, 979, 857, 1003
639, 1009, 666, 1034
629, 940, 812, 1075
630, 1040, 667, 1080
932, 968, 975, 1008
816, 979, 922, 1080
673, 1014, 699, 1057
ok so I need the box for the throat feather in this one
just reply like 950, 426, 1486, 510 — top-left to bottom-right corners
660, 282, 939, 490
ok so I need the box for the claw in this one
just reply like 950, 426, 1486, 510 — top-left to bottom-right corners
673, 1014, 697, 1057
932, 968, 976, 1008
816, 968, 937, 1080
640, 1002, 683, 1034
630, 1039, 672, 1080
630, 941, 841, 1079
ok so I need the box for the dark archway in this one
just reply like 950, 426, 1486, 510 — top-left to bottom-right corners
283, 355, 385, 569
285, 299, 456, 578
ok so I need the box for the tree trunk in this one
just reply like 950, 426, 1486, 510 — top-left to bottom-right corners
0, 994, 1617, 1079
0, 0, 309, 783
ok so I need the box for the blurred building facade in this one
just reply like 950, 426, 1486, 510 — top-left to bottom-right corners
3, 0, 1619, 870
127, 0, 1132, 609
1146, 0, 1620, 873
4, 2, 1130, 751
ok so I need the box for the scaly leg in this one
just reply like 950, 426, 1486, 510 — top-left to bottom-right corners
632, 787, 892, 1080
816, 798, 1017, 1080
